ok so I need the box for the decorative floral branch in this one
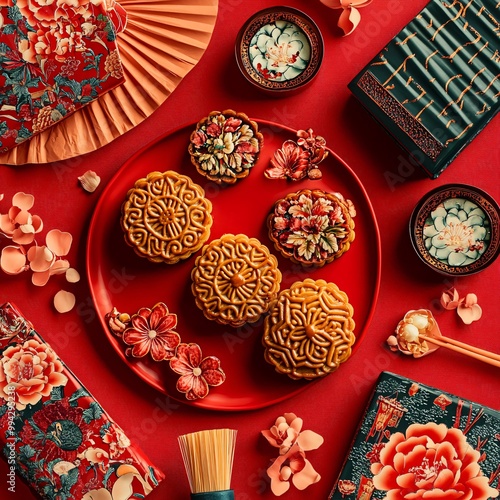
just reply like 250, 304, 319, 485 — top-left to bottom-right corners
105, 303, 225, 401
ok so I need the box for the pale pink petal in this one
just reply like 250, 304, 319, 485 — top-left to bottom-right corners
463, 293, 479, 307
0, 246, 28, 275
54, 290, 76, 313
296, 429, 324, 451
32, 270, 51, 287
292, 459, 321, 490
50, 259, 71, 276
12, 227, 35, 245
13, 209, 31, 226
457, 302, 482, 325
27, 245, 55, 272
46, 229, 72, 256
0, 193, 3, 201
32, 215, 43, 233
440, 288, 462, 310
12, 192, 34, 211
0, 213, 15, 236
338, 6, 362, 36
66, 268, 80, 283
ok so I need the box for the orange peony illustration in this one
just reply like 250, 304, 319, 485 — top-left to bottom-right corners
371, 422, 499, 499
0, 338, 68, 410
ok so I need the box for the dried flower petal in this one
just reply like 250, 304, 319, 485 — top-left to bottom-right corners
78, 170, 101, 193
440, 287, 462, 310
457, 293, 482, 325
66, 268, 81, 283
28, 245, 55, 272
54, 290, 76, 313
12, 192, 35, 211
0, 245, 29, 275
46, 229, 72, 257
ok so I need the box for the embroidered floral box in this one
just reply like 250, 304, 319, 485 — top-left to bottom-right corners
0, 0, 125, 152
348, 0, 500, 178
329, 371, 500, 499
0, 303, 164, 499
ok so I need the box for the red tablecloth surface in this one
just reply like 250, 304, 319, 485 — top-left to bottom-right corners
1, 1, 499, 498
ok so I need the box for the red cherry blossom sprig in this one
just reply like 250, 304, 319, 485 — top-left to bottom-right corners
105, 303, 226, 400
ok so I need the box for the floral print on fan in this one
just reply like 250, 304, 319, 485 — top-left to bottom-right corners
0, 0, 125, 152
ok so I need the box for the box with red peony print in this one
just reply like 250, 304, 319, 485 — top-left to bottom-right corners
329, 372, 500, 500
0, 303, 164, 499
0, 0, 125, 152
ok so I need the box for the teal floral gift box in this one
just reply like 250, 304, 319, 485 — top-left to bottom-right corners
329, 372, 499, 500
0, 302, 164, 499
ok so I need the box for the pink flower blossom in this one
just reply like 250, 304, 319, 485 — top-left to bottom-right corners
320, 0, 373, 36
262, 412, 324, 455
267, 443, 321, 496
440, 287, 461, 310
169, 343, 225, 400
440, 288, 482, 324
457, 293, 482, 325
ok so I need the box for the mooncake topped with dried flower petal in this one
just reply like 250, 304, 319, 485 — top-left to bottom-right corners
191, 233, 281, 327
262, 278, 355, 380
267, 189, 355, 267
121, 171, 213, 264
188, 109, 264, 184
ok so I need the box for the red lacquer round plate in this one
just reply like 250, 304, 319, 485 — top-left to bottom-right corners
86, 120, 381, 411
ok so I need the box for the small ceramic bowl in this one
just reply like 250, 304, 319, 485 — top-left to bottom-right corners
235, 7, 324, 93
409, 184, 500, 276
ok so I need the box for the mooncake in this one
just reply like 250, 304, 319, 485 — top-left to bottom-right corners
191, 233, 281, 327
267, 189, 355, 267
188, 109, 264, 184
262, 278, 355, 380
120, 170, 213, 264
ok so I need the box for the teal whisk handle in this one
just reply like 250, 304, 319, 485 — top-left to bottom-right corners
191, 490, 234, 500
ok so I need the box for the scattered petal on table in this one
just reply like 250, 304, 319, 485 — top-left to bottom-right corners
66, 268, 81, 283
54, 290, 76, 313
457, 293, 482, 325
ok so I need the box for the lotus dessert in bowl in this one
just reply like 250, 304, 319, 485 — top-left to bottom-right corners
235, 7, 324, 93
410, 184, 500, 276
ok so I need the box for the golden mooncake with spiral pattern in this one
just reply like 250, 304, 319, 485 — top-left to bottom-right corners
191, 233, 282, 327
120, 170, 213, 264
262, 278, 355, 380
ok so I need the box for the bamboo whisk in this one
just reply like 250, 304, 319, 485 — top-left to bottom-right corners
178, 428, 237, 499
